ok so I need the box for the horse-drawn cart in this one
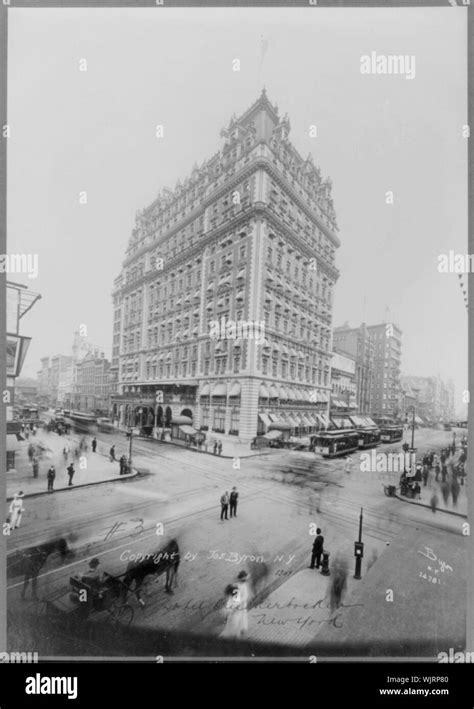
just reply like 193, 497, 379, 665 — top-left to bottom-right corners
42, 573, 134, 629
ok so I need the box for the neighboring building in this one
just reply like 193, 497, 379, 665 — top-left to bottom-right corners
401, 375, 455, 423
330, 350, 357, 415
332, 322, 374, 414
49, 355, 74, 406
15, 377, 38, 403
37, 356, 52, 404
110, 90, 340, 440
72, 351, 110, 413
367, 322, 402, 418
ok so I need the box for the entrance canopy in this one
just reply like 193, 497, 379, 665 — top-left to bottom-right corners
263, 430, 283, 440
179, 425, 198, 435
171, 416, 193, 425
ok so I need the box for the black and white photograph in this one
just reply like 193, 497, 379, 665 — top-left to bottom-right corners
1, 2, 471, 672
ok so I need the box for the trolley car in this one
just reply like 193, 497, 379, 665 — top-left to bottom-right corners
311, 429, 359, 458
380, 425, 403, 443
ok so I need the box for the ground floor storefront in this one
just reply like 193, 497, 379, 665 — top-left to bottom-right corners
110, 379, 331, 441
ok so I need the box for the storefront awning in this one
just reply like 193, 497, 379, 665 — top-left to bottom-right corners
259, 384, 269, 398
212, 383, 227, 397
263, 430, 283, 440
172, 416, 193, 425
269, 386, 279, 398
278, 387, 288, 400
179, 425, 198, 435
286, 416, 299, 428
229, 382, 241, 397
259, 413, 272, 427
200, 384, 210, 397
268, 421, 291, 431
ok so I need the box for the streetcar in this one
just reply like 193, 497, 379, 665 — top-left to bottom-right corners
97, 417, 115, 433
379, 425, 403, 443
357, 427, 381, 449
68, 411, 98, 434
310, 429, 359, 458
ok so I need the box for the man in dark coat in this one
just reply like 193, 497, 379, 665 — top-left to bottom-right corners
229, 487, 239, 518
47, 466, 56, 492
67, 463, 75, 486
310, 528, 324, 569
91, 437, 97, 453
110, 445, 116, 461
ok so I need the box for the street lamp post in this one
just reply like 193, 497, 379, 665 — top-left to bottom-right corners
354, 507, 364, 580
405, 406, 417, 475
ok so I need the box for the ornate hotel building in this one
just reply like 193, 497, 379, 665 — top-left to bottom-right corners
110, 90, 340, 440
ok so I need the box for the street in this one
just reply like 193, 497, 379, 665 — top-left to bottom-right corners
6, 425, 467, 657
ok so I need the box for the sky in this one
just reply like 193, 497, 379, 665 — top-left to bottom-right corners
7, 7, 468, 413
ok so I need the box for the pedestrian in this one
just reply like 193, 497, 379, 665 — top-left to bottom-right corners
451, 479, 460, 507
8, 491, 25, 530
218, 440, 223, 455
441, 464, 447, 483
430, 491, 439, 513
422, 465, 429, 487
434, 461, 441, 482
220, 491, 229, 521
119, 455, 126, 475
27, 444, 35, 462
67, 463, 75, 486
344, 456, 353, 475
309, 528, 324, 569
74, 447, 80, 461
47, 466, 56, 492
110, 445, 116, 462
329, 555, 349, 614
229, 487, 239, 518
91, 437, 97, 453
62, 444, 69, 462
233, 570, 250, 638
440, 481, 450, 505
219, 584, 241, 638
32, 457, 39, 479
213, 441, 217, 455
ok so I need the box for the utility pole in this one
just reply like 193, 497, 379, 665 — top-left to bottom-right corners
354, 507, 364, 579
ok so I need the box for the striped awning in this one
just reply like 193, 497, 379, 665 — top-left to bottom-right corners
269, 386, 279, 398
278, 387, 288, 400
212, 383, 227, 396
200, 384, 210, 396
259, 413, 272, 427
259, 384, 270, 398
229, 382, 241, 397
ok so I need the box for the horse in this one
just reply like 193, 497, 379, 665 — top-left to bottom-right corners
123, 539, 180, 607
20, 537, 71, 600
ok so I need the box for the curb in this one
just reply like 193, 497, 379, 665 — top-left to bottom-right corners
135, 435, 274, 459
6, 469, 139, 502
393, 493, 467, 519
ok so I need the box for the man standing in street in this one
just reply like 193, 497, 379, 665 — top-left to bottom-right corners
67, 463, 75, 487
47, 466, 56, 492
310, 528, 324, 569
220, 491, 229, 521
9, 491, 25, 530
229, 487, 239, 518
32, 457, 39, 479
344, 456, 353, 475
91, 437, 97, 453
110, 445, 116, 462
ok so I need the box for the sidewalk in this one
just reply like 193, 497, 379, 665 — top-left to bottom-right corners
6, 430, 136, 501
246, 524, 467, 655
135, 430, 275, 460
